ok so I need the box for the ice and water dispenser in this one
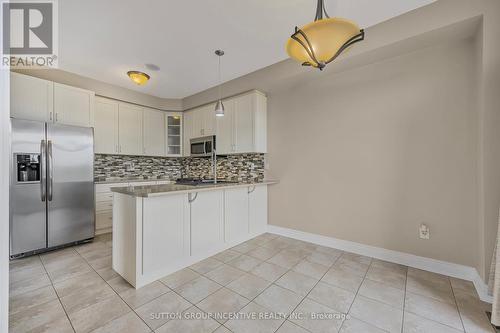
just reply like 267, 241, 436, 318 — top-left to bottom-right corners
15, 154, 41, 183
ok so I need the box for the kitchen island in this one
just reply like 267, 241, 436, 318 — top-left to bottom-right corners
111, 181, 276, 288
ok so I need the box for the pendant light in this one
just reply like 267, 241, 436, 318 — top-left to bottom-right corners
286, 0, 364, 70
214, 50, 225, 117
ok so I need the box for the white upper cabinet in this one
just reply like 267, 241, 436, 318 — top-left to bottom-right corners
10, 72, 95, 128
94, 97, 119, 154
184, 90, 267, 155
143, 108, 166, 156
94, 97, 180, 157
216, 98, 235, 154
234, 93, 255, 153
190, 104, 215, 138
10, 72, 53, 122
183, 111, 194, 157
118, 103, 143, 155
202, 104, 216, 136
54, 83, 95, 127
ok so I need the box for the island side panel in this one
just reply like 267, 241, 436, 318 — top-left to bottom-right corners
112, 193, 141, 287
141, 193, 188, 279
249, 185, 268, 236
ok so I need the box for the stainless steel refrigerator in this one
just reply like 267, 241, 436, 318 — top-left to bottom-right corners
10, 118, 95, 258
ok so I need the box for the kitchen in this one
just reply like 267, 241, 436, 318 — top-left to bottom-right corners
2, 1, 500, 333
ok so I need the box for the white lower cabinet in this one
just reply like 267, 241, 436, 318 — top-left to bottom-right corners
225, 187, 250, 243
95, 180, 172, 235
113, 184, 269, 287
188, 190, 224, 257
95, 183, 123, 235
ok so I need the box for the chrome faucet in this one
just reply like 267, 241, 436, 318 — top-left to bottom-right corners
212, 146, 217, 184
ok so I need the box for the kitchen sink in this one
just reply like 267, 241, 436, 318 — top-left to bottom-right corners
175, 178, 237, 186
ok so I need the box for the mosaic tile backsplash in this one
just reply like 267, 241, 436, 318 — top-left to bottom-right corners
94, 153, 265, 182
94, 154, 182, 181
182, 154, 265, 182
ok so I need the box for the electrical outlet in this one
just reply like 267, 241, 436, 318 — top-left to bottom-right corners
419, 224, 430, 240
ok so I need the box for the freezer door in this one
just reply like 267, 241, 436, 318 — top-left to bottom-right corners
10, 119, 47, 256
47, 123, 94, 247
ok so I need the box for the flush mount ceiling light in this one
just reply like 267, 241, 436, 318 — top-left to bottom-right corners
286, 0, 364, 71
127, 71, 150, 85
214, 50, 225, 117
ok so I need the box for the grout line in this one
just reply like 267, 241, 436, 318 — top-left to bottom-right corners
336, 255, 373, 333
75, 237, 155, 332
401, 262, 409, 333
155, 236, 294, 332
185, 236, 314, 333
38, 252, 77, 333
447, 278, 467, 332
271, 244, 343, 333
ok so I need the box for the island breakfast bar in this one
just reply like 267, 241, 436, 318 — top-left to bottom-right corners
111, 181, 276, 288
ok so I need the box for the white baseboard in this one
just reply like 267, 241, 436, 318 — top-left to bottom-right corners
267, 225, 492, 303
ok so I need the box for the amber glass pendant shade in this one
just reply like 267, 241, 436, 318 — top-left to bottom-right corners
286, 0, 364, 70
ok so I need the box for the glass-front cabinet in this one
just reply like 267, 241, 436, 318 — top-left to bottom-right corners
166, 112, 183, 156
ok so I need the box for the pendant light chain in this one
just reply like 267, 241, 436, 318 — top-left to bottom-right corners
314, 0, 329, 21
218, 54, 222, 101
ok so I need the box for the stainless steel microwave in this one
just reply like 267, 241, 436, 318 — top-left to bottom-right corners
190, 136, 216, 157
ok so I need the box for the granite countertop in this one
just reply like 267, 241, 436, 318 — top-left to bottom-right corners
110, 180, 278, 198
94, 177, 174, 185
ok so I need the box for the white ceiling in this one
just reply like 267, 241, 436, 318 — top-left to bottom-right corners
59, 0, 436, 99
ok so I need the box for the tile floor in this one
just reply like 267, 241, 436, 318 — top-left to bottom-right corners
9, 233, 496, 333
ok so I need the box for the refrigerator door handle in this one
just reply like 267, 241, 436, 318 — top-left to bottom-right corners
48, 140, 53, 201
40, 140, 46, 202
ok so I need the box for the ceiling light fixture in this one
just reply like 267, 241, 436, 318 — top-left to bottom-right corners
286, 0, 365, 71
214, 50, 225, 117
127, 70, 150, 85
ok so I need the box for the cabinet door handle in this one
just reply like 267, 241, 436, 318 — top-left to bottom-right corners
248, 185, 256, 194
188, 192, 198, 203
49, 112, 53, 121
55, 113, 59, 122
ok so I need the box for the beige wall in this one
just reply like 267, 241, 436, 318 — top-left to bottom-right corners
267, 38, 480, 268
184, 0, 500, 281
